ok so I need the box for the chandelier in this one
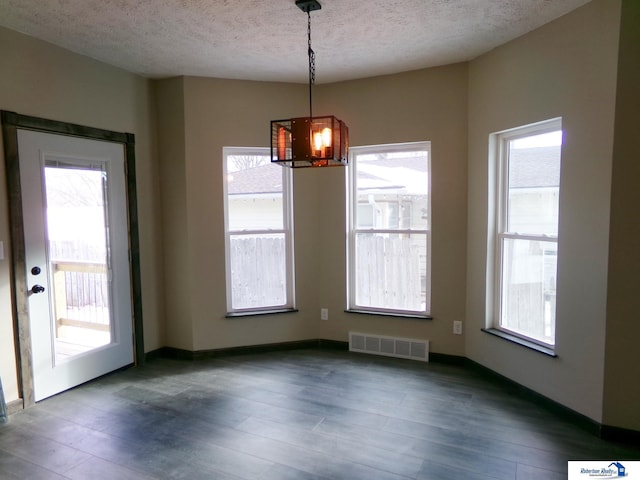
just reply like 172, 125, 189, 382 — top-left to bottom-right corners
270, 0, 349, 168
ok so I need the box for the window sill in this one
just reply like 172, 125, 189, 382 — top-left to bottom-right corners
226, 308, 298, 318
346, 309, 432, 320
481, 328, 557, 357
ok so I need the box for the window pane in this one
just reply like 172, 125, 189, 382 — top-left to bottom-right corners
355, 150, 428, 230
226, 155, 284, 231
229, 233, 286, 309
354, 232, 427, 311
223, 147, 293, 313
500, 237, 557, 345
507, 132, 561, 236
45, 164, 112, 357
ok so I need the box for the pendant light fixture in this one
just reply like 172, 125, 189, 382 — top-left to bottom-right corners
271, 0, 349, 168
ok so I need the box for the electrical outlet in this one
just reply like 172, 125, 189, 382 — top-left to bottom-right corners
453, 320, 463, 335
320, 308, 329, 321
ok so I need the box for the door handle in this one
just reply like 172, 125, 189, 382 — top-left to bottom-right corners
30, 284, 45, 294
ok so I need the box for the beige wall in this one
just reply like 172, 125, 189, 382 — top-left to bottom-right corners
155, 65, 468, 355
466, 0, 621, 422
0, 26, 163, 403
155, 78, 190, 350
156, 76, 323, 350
603, 0, 640, 432
314, 65, 468, 355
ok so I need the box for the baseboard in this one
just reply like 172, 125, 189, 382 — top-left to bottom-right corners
463, 358, 604, 438
600, 424, 640, 445
317, 339, 350, 350
147, 338, 349, 361
429, 352, 466, 365
145, 340, 639, 444
7, 399, 23, 415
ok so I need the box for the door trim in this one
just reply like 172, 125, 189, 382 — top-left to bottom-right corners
1, 111, 144, 408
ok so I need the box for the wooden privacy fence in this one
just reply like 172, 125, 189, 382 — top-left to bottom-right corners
356, 235, 424, 311
229, 236, 286, 309
228, 234, 425, 311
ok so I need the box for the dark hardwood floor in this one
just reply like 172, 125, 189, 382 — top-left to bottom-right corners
1, 348, 638, 479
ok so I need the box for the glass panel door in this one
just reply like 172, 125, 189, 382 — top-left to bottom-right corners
44, 162, 112, 360
18, 129, 133, 402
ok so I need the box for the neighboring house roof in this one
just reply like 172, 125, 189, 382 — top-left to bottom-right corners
357, 169, 404, 191
357, 155, 427, 194
509, 146, 561, 189
227, 147, 560, 195
227, 154, 428, 195
227, 163, 282, 195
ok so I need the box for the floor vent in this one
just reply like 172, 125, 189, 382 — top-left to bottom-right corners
349, 332, 429, 362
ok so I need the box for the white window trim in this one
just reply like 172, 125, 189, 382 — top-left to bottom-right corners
222, 146, 295, 314
347, 141, 431, 317
491, 118, 561, 348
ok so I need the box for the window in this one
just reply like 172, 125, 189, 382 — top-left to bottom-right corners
492, 118, 562, 347
223, 147, 294, 313
347, 142, 430, 316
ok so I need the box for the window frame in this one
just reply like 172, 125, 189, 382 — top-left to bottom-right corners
222, 146, 295, 315
347, 141, 431, 317
492, 118, 562, 348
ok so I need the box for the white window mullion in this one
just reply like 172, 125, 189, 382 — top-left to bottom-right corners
502, 232, 558, 242
229, 229, 287, 236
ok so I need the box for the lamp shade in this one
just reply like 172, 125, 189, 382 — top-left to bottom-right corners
271, 115, 348, 167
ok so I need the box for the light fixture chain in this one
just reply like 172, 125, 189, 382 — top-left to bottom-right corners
308, 10, 315, 85
307, 9, 315, 118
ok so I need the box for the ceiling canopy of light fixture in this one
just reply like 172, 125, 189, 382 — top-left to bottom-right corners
270, 0, 349, 168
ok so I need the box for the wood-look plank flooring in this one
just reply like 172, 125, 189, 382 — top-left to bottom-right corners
1, 348, 638, 479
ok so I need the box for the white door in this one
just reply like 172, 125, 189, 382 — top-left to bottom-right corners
17, 129, 134, 401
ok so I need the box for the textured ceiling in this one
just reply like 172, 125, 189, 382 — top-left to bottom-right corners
0, 0, 591, 84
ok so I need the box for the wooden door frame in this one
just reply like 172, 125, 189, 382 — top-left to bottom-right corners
1, 111, 144, 408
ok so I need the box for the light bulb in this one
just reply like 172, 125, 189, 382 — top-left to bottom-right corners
277, 127, 287, 160
321, 127, 332, 147
313, 131, 323, 152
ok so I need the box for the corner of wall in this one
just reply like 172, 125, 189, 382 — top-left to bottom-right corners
602, 0, 640, 432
